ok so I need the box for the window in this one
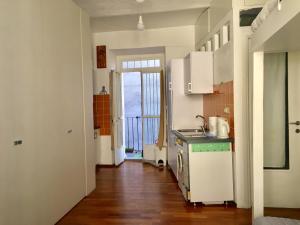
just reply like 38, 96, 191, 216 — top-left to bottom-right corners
206, 40, 212, 52
121, 59, 161, 70
222, 24, 230, 45
122, 61, 128, 69
128, 61, 135, 69
214, 33, 220, 51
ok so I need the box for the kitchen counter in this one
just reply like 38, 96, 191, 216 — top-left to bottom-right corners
172, 130, 233, 144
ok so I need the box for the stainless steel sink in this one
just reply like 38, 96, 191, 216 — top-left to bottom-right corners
176, 129, 206, 138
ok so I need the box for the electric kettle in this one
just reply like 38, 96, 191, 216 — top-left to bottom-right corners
208, 117, 218, 137
217, 117, 230, 139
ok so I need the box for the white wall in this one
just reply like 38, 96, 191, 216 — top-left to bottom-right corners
251, 51, 265, 219
93, 26, 195, 93
80, 10, 97, 195
196, 11, 234, 85
210, 0, 232, 32
232, 4, 253, 208
165, 46, 195, 64
92, 26, 195, 165
93, 26, 195, 51
196, 1, 253, 208
96, 136, 113, 165
0, 1, 95, 224
195, 9, 210, 48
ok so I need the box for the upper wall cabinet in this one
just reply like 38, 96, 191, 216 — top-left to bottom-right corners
184, 52, 213, 95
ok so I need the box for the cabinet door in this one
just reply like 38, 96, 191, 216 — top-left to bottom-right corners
190, 52, 213, 94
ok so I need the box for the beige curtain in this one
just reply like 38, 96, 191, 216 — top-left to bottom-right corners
156, 70, 165, 150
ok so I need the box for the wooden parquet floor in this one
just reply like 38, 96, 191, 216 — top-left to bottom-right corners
57, 161, 252, 225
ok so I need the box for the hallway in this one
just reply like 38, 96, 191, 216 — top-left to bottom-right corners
57, 162, 251, 225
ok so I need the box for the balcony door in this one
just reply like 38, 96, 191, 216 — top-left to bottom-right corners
120, 55, 163, 160
141, 72, 160, 157
123, 72, 161, 160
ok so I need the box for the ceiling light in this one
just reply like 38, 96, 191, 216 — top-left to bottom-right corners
136, 0, 145, 30
277, 0, 282, 11
137, 15, 145, 30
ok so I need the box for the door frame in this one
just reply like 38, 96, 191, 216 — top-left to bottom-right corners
116, 54, 164, 159
250, 50, 300, 218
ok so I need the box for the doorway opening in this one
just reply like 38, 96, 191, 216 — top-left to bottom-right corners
121, 56, 163, 160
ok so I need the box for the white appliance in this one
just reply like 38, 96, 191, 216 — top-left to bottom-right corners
217, 117, 230, 139
166, 59, 203, 178
208, 117, 218, 137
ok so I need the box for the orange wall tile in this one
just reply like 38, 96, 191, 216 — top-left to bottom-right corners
203, 81, 234, 139
93, 94, 111, 136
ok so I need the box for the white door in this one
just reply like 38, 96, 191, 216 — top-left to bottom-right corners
112, 71, 125, 166
264, 52, 300, 208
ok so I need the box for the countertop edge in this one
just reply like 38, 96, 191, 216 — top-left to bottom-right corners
172, 130, 234, 144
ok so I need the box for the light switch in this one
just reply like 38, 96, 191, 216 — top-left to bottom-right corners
224, 106, 230, 114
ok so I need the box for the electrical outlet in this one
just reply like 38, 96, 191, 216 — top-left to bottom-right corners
14, 140, 23, 146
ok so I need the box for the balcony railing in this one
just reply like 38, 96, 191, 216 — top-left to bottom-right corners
125, 116, 160, 152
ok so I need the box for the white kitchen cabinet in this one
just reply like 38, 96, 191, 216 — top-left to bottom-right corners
184, 52, 213, 95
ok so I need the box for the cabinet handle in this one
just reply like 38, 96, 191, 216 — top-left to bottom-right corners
177, 153, 183, 173
188, 83, 192, 92
169, 82, 172, 90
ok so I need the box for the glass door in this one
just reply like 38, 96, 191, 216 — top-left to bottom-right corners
142, 72, 161, 150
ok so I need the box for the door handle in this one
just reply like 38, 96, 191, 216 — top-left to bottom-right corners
188, 83, 192, 92
289, 121, 300, 126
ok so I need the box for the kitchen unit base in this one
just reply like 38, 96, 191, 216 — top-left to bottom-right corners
189, 142, 234, 203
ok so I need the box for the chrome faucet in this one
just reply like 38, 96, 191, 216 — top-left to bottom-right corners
195, 115, 207, 135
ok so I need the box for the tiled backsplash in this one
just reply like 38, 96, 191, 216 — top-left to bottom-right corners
203, 81, 234, 138
93, 95, 111, 136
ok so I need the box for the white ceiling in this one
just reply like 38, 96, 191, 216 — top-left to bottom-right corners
261, 13, 300, 52
74, 0, 211, 17
91, 8, 206, 32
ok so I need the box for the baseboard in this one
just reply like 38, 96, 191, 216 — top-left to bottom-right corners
96, 164, 115, 168
115, 160, 125, 167
143, 159, 157, 167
